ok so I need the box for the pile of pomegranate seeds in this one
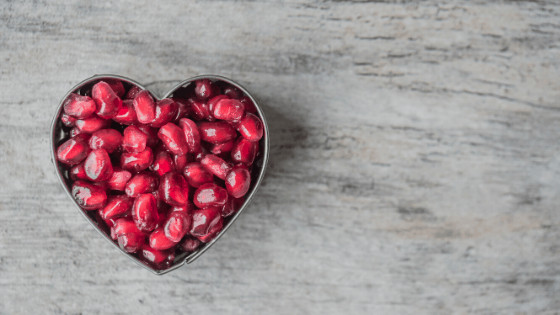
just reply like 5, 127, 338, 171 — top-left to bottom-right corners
56, 78, 264, 270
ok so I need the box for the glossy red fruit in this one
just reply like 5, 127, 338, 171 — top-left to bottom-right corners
125, 172, 158, 197
137, 125, 158, 147
224, 86, 242, 99
194, 79, 216, 100
190, 206, 222, 238
183, 162, 214, 187
69, 163, 88, 180
63, 93, 97, 119
188, 98, 210, 121
221, 196, 244, 217
117, 233, 145, 253
181, 237, 201, 252
122, 125, 148, 153
240, 96, 258, 114
121, 147, 153, 172
113, 99, 138, 125
225, 167, 251, 198
197, 217, 223, 243
157, 123, 189, 155
231, 138, 258, 165
133, 90, 156, 124
89, 129, 122, 153
126, 85, 143, 99
111, 218, 143, 238
172, 98, 192, 122
210, 140, 235, 155
179, 118, 201, 153
132, 193, 159, 232
213, 98, 245, 122
150, 150, 174, 176
151, 98, 178, 128
237, 113, 263, 142
159, 172, 189, 206
164, 211, 192, 242
193, 183, 228, 208
105, 79, 125, 98
92, 81, 122, 119
207, 95, 229, 115
100, 195, 133, 220
75, 116, 111, 134
198, 122, 236, 145
141, 245, 174, 265
57, 137, 89, 165
200, 154, 232, 180
107, 168, 132, 191
84, 149, 113, 181
72, 180, 107, 210
171, 202, 195, 215
149, 227, 178, 250
61, 113, 77, 127
173, 154, 188, 172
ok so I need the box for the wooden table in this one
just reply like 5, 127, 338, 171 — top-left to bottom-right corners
1, 1, 559, 314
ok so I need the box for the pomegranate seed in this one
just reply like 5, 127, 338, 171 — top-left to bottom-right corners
120, 147, 153, 172
105, 79, 126, 98
197, 217, 223, 243
149, 227, 177, 250
69, 127, 81, 138
111, 218, 143, 239
193, 183, 228, 208
150, 150, 174, 176
84, 149, 113, 182
113, 99, 138, 125
75, 116, 110, 134
221, 196, 244, 217
198, 122, 237, 144
56, 137, 89, 165
171, 202, 195, 215
118, 233, 145, 253
190, 206, 222, 238
151, 98, 178, 128
132, 193, 159, 232
100, 195, 133, 220
240, 96, 258, 114
125, 172, 158, 197
69, 163, 88, 180
179, 118, 202, 153
224, 86, 242, 99
210, 140, 235, 155
237, 113, 263, 142
194, 79, 216, 100
141, 245, 174, 265
126, 85, 143, 99
89, 129, 122, 153
225, 167, 251, 198
213, 98, 245, 122
231, 138, 258, 165
181, 237, 201, 252
159, 172, 189, 206
122, 125, 148, 153
207, 95, 229, 115
172, 98, 192, 122
188, 98, 210, 121
133, 90, 156, 124
61, 113, 76, 127
63, 93, 97, 119
157, 123, 189, 155
72, 133, 91, 142
92, 81, 122, 119
107, 168, 132, 191
183, 162, 214, 187
173, 154, 188, 172
137, 125, 158, 147
164, 211, 191, 242
200, 154, 232, 180
72, 180, 107, 210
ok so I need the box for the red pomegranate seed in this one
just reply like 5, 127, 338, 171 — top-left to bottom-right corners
183, 162, 214, 187
69, 163, 88, 180
240, 96, 258, 114
72, 180, 107, 210
224, 86, 242, 99
207, 95, 229, 115
100, 195, 133, 220
188, 98, 210, 121
118, 233, 145, 253
194, 79, 216, 100
63, 93, 97, 119
113, 99, 138, 125
213, 98, 245, 122
141, 245, 174, 265
125, 172, 158, 197
225, 167, 251, 198
120, 147, 153, 172
61, 113, 77, 127
181, 237, 201, 252
231, 138, 258, 165
221, 196, 244, 217
173, 154, 188, 172
105, 79, 126, 98
151, 98, 178, 128
210, 140, 235, 155
57, 137, 89, 165
237, 113, 263, 142
150, 150, 174, 176
84, 149, 113, 182
190, 206, 222, 238
193, 183, 228, 208
133, 90, 156, 124
132, 193, 159, 232
92, 81, 122, 119
149, 227, 177, 250
198, 122, 237, 144
89, 129, 122, 153
75, 116, 111, 134
179, 118, 202, 153
107, 168, 132, 191
159, 172, 189, 206
137, 125, 158, 147
122, 125, 148, 153
111, 218, 143, 239
126, 85, 143, 99
197, 217, 223, 243
164, 211, 191, 242
69, 127, 81, 138
200, 154, 232, 180
157, 123, 189, 155
171, 202, 195, 214
172, 98, 192, 122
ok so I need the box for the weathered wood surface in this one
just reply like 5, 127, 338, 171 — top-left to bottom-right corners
1, 1, 559, 314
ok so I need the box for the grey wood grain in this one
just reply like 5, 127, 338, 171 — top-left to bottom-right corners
1, 0, 559, 314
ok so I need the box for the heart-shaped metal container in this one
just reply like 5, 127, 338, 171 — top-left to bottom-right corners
50, 74, 269, 275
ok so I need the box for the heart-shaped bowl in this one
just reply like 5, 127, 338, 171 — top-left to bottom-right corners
50, 74, 269, 275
